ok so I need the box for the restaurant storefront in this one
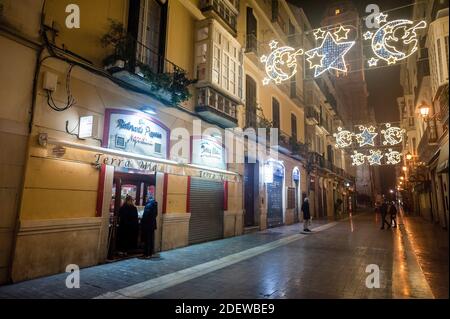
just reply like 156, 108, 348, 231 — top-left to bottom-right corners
9, 58, 244, 282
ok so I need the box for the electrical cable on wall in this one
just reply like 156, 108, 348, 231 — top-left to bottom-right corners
45, 64, 76, 112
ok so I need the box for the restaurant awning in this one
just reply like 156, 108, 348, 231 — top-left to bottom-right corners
42, 135, 241, 182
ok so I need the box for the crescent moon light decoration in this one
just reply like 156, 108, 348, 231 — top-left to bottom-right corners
385, 149, 402, 165
351, 151, 366, 166
334, 127, 354, 148
261, 40, 304, 85
365, 13, 427, 67
381, 123, 405, 146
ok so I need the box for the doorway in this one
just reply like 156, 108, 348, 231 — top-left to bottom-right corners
107, 171, 156, 260
244, 161, 259, 227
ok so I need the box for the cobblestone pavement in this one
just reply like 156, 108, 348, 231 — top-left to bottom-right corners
0, 211, 447, 299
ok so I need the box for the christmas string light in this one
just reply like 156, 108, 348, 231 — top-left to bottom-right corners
365, 13, 427, 67
334, 127, 353, 148
351, 151, 366, 166
385, 149, 402, 165
367, 149, 383, 166
260, 40, 303, 85
381, 123, 405, 146
305, 32, 355, 77
355, 125, 378, 147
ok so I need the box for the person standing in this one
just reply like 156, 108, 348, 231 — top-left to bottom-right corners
117, 195, 139, 256
380, 200, 390, 230
389, 201, 398, 228
141, 194, 158, 259
301, 197, 312, 232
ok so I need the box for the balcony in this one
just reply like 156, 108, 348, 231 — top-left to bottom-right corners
245, 33, 258, 55
308, 152, 353, 181
196, 87, 238, 128
319, 117, 332, 134
305, 106, 320, 125
438, 84, 449, 127
276, 131, 308, 158
103, 35, 194, 106
418, 125, 439, 163
200, 0, 238, 36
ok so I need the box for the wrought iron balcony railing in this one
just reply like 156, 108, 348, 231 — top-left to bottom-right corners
103, 35, 193, 105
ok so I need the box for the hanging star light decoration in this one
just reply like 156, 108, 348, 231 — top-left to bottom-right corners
314, 28, 326, 40
381, 123, 405, 146
363, 31, 374, 40
260, 40, 304, 85
355, 125, 378, 147
365, 13, 427, 66
305, 32, 355, 77
368, 57, 379, 67
367, 149, 383, 166
333, 25, 351, 41
333, 127, 353, 148
351, 151, 366, 166
385, 149, 402, 165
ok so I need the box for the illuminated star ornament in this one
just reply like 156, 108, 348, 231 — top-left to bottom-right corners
385, 149, 402, 165
333, 25, 351, 41
368, 57, 379, 67
367, 149, 383, 166
366, 12, 427, 66
314, 28, 326, 40
381, 123, 405, 145
334, 127, 353, 148
305, 32, 355, 77
260, 40, 304, 85
355, 125, 378, 147
351, 151, 366, 166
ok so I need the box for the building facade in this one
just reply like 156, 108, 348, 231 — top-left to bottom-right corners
398, 0, 449, 229
0, 0, 356, 284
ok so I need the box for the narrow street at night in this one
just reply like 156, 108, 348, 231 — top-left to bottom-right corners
0, 211, 447, 299
0, 0, 448, 313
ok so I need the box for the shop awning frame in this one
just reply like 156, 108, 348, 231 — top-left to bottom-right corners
43, 135, 240, 179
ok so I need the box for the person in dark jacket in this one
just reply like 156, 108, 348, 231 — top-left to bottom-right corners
380, 200, 390, 230
117, 195, 139, 256
141, 195, 158, 259
389, 201, 398, 228
301, 197, 311, 232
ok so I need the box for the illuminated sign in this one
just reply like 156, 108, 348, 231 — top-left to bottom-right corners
191, 136, 226, 170
104, 109, 169, 159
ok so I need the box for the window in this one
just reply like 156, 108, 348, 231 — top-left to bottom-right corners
437, 38, 444, 83
129, 0, 167, 73
290, 76, 297, 98
246, 7, 257, 52
272, 98, 280, 129
412, 137, 417, 155
291, 114, 297, 140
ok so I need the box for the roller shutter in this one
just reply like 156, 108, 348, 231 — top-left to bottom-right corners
188, 178, 224, 244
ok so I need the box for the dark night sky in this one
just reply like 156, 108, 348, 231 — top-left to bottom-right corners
288, 0, 414, 192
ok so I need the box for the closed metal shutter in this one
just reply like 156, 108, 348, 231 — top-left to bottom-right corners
189, 178, 224, 244
267, 174, 283, 227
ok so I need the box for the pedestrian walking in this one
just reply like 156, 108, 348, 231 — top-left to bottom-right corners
141, 194, 158, 259
301, 197, 312, 232
117, 195, 139, 256
380, 200, 390, 230
389, 201, 398, 228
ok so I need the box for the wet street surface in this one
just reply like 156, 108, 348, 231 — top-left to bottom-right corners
0, 211, 447, 299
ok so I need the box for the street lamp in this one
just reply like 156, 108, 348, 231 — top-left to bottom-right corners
419, 104, 430, 118
400, 176, 404, 181
406, 152, 413, 161
402, 166, 407, 172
